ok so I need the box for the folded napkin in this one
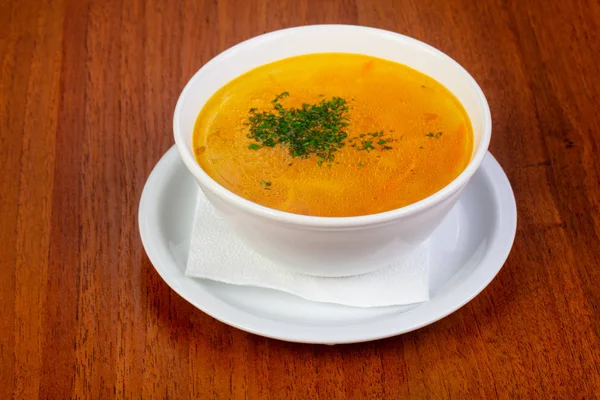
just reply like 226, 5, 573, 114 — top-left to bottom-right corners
185, 193, 430, 308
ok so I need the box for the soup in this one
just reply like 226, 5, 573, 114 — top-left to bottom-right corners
193, 53, 473, 217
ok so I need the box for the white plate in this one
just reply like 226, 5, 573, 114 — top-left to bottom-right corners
139, 146, 517, 344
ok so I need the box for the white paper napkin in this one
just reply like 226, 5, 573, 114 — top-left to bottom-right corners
185, 193, 430, 307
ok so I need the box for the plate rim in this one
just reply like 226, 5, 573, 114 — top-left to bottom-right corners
139, 146, 517, 344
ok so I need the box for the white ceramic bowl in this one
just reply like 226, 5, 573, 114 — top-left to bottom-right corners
173, 25, 491, 277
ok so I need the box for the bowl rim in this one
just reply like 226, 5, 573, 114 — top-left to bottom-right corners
173, 24, 492, 229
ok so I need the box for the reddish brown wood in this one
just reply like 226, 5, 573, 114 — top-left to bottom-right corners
1, 0, 599, 397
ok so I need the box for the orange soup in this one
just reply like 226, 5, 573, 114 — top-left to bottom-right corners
193, 53, 473, 217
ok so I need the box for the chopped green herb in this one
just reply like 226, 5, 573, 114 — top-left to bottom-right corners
271, 91, 289, 103
426, 131, 443, 139
425, 132, 435, 137
419, 146, 424, 149
246, 92, 403, 163
360, 140, 375, 152
358, 161, 364, 167
246, 92, 350, 164
259, 179, 272, 189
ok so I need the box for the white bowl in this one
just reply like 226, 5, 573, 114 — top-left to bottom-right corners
173, 25, 492, 277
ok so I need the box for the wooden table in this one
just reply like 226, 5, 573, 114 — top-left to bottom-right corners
2, 0, 599, 398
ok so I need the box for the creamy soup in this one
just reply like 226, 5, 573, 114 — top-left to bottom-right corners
193, 53, 473, 217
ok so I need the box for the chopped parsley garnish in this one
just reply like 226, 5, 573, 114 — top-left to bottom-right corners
426, 132, 443, 139
246, 93, 400, 164
360, 140, 375, 152
246, 92, 350, 164
355, 131, 396, 152
259, 180, 272, 189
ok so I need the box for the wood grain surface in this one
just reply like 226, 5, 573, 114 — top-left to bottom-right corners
2, 0, 599, 398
